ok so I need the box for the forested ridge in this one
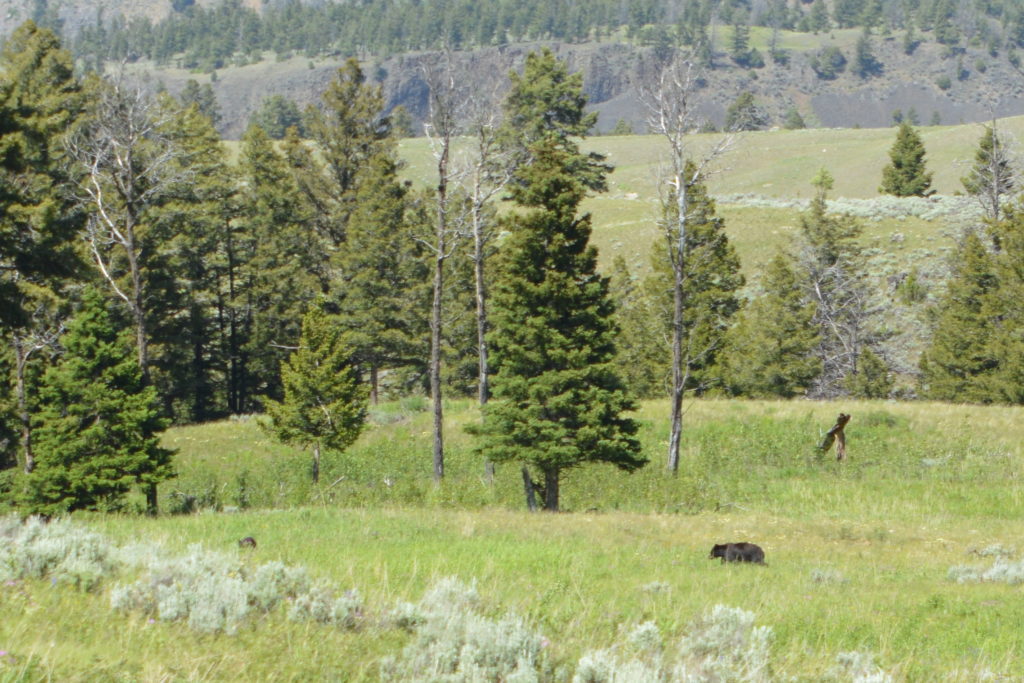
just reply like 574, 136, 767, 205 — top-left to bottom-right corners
48, 0, 1024, 71
3, 18, 1024, 516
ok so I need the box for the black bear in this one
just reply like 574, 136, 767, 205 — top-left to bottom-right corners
709, 542, 765, 564
238, 536, 257, 549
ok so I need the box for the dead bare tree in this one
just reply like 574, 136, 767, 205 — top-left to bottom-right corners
422, 51, 468, 483
459, 82, 513, 411
960, 119, 1020, 225
66, 77, 189, 384
10, 291, 65, 473
794, 171, 878, 399
641, 51, 734, 474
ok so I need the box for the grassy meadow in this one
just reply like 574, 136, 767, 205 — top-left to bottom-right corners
4, 399, 1024, 680
5, 120, 1024, 681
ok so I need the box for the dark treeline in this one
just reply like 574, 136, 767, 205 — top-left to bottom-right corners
65, 0, 1024, 72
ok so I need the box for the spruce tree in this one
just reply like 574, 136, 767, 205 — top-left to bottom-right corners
880, 122, 934, 197
608, 256, 664, 398
852, 28, 882, 78
721, 253, 821, 398
645, 163, 743, 395
845, 346, 893, 399
476, 51, 644, 512
264, 306, 367, 484
919, 232, 998, 402
980, 206, 1024, 403
249, 94, 304, 139
0, 22, 85, 474
25, 288, 173, 515
148, 93, 235, 422
234, 124, 320, 410
0, 21, 84, 328
296, 58, 393, 247
333, 152, 428, 404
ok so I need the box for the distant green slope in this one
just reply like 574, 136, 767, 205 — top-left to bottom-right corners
398, 116, 1022, 274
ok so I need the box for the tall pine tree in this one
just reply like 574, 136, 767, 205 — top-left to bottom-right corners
0, 21, 84, 329
919, 232, 999, 402
475, 50, 644, 512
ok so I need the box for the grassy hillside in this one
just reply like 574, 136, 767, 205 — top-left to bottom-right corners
400, 116, 1024, 200
396, 117, 1023, 277
3, 398, 1024, 679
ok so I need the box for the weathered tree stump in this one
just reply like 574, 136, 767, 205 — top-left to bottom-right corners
818, 413, 851, 461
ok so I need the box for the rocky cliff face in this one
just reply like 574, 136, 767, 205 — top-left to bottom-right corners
149, 39, 1024, 139
6, 1, 1023, 137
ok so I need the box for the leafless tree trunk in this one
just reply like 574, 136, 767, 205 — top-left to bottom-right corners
11, 326, 61, 473
642, 52, 733, 474
66, 78, 188, 384
969, 119, 1019, 225
458, 80, 513, 482
423, 52, 465, 483
312, 441, 321, 484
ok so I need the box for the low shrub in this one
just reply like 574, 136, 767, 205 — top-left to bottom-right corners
380, 577, 548, 682
573, 605, 772, 682
0, 515, 116, 591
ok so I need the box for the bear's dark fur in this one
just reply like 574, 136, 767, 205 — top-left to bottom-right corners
709, 542, 765, 564
238, 536, 257, 549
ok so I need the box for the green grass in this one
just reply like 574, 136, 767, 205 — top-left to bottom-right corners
398, 116, 1024, 279
4, 399, 1024, 679
400, 115, 1024, 200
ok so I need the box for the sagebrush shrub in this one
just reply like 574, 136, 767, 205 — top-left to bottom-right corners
0, 515, 116, 590
948, 558, 1024, 585
380, 577, 547, 682
830, 650, 893, 682
574, 606, 772, 682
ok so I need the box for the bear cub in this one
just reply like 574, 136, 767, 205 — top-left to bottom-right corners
709, 542, 765, 564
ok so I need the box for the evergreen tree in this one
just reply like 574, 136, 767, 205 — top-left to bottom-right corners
722, 253, 821, 398
961, 124, 1016, 222
177, 78, 220, 126
810, 46, 847, 79
725, 91, 770, 131
919, 232, 998, 402
476, 51, 644, 512
501, 47, 609, 193
0, 22, 85, 475
645, 163, 744, 395
24, 288, 173, 515
852, 28, 883, 77
978, 206, 1024, 403
234, 124, 321, 410
294, 58, 393, 247
845, 346, 893, 398
333, 152, 428, 403
880, 122, 934, 197
783, 106, 807, 130
608, 256, 664, 398
832, 0, 866, 28
807, 0, 831, 33
264, 305, 367, 484
0, 21, 85, 329
249, 94, 304, 139
148, 94, 235, 423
